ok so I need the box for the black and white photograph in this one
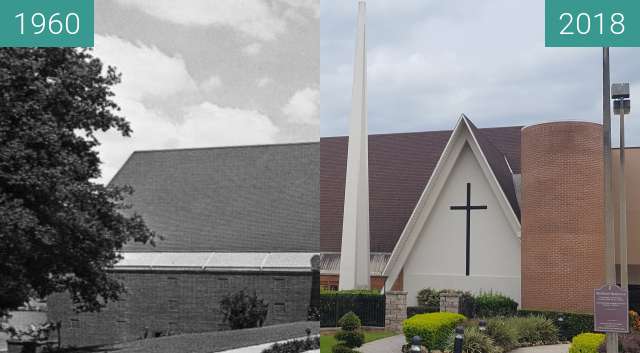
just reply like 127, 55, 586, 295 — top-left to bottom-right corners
0, 1, 319, 353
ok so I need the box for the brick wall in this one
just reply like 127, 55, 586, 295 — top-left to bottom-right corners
320, 271, 403, 291
47, 270, 312, 348
521, 122, 605, 313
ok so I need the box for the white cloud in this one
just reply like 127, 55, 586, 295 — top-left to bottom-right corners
200, 75, 223, 91
93, 35, 197, 101
91, 34, 279, 183
114, 0, 287, 41
282, 87, 319, 125
277, 0, 320, 18
97, 100, 279, 183
257, 76, 273, 87
242, 43, 262, 56
181, 102, 279, 146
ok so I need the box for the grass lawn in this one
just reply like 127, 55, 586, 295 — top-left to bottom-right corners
320, 331, 397, 353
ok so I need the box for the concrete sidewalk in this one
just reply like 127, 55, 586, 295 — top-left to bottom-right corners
359, 335, 405, 353
511, 344, 570, 353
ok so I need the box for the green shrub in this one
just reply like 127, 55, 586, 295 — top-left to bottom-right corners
334, 330, 364, 348
474, 293, 517, 318
408, 306, 440, 318
417, 288, 441, 307
446, 326, 500, 353
518, 310, 593, 341
338, 312, 361, 331
262, 336, 320, 353
505, 316, 559, 345
486, 318, 518, 351
569, 333, 605, 353
332, 311, 364, 353
403, 312, 466, 351
331, 344, 356, 353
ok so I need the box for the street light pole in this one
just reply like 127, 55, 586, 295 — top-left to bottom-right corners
602, 47, 618, 353
612, 82, 631, 295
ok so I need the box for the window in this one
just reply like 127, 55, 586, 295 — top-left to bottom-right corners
273, 302, 286, 314
218, 277, 229, 290
168, 299, 179, 312
70, 319, 80, 329
273, 278, 286, 291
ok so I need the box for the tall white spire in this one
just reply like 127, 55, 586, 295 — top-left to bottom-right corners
339, 0, 370, 290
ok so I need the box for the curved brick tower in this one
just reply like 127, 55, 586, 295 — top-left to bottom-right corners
521, 122, 605, 313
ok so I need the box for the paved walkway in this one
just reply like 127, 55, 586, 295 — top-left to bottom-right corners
511, 344, 570, 353
359, 335, 405, 353
359, 335, 569, 353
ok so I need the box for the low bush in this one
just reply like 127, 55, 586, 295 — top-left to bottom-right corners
619, 331, 640, 353
403, 312, 466, 351
569, 333, 605, 353
321, 289, 381, 297
445, 326, 500, 353
475, 293, 517, 318
219, 289, 269, 330
332, 312, 364, 353
504, 316, 558, 345
407, 306, 440, 318
261, 336, 320, 353
417, 288, 441, 307
486, 318, 518, 352
518, 310, 593, 341
630, 310, 640, 332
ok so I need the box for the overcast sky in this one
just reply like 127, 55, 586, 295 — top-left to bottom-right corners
321, 0, 640, 146
93, 0, 319, 183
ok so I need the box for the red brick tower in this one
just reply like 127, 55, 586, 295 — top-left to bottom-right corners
521, 122, 605, 313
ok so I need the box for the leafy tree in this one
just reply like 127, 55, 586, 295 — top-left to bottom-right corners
0, 48, 156, 314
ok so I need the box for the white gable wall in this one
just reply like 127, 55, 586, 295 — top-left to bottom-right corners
403, 143, 521, 306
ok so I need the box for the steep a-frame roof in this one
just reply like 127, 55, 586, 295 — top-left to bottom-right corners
320, 118, 522, 254
381, 115, 522, 289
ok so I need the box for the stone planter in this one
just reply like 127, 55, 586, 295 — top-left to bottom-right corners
7, 340, 54, 353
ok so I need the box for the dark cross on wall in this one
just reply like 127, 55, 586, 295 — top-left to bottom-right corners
450, 182, 487, 276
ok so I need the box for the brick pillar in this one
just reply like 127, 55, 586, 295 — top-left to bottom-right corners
385, 291, 407, 333
439, 292, 461, 313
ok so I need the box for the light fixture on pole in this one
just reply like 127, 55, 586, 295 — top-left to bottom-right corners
612, 83, 630, 295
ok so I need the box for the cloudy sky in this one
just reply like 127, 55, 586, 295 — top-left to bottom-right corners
93, 0, 319, 183
321, 0, 640, 146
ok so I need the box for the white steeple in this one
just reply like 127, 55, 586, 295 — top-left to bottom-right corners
339, 0, 370, 290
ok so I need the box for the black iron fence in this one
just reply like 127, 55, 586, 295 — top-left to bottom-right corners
630, 285, 640, 312
320, 294, 385, 327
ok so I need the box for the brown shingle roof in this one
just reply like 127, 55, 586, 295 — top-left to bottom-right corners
320, 124, 522, 253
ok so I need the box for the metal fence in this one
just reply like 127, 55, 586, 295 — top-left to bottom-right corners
320, 294, 385, 327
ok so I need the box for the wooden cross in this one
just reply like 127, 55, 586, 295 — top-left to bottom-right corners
450, 182, 487, 276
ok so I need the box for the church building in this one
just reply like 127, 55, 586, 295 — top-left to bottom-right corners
48, 143, 319, 347
320, 1, 639, 315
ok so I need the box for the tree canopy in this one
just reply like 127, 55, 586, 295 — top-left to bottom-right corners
0, 48, 156, 313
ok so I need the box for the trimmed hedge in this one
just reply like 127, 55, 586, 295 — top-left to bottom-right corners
569, 333, 605, 353
407, 306, 439, 318
403, 312, 466, 351
475, 292, 518, 317
518, 310, 593, 341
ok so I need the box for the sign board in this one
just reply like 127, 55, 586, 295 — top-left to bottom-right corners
594, 284, 629, 333
545, 0, 640, 47
0, 0, 94, 48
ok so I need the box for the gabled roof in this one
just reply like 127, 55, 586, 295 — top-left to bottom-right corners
111, 142, 319, 253
320, 119, 522, 253
381, 115, 522, 289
